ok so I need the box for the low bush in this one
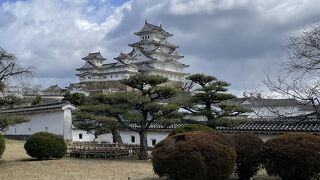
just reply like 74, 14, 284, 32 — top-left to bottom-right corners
232, 134, 263, 180
24, 132, 66, 160
0, 134, 5, 158
152, 131, 236, 180
168, 124, 213, 136
263, 133, 320, 180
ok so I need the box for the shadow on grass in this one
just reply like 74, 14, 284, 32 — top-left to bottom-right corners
17, 158, 41, 162
16, 158, 53, 162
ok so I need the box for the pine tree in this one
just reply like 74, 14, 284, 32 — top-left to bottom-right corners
77, 74, 182, 159
181, 74, 248, 127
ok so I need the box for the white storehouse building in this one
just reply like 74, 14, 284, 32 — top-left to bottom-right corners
4, 102, 76, 140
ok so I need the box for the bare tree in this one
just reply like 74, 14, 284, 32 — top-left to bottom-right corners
286, 25, 320, 74
264, 24, 320, 119
264, 74, 320, 118
0, 47, 33, 131
0, 47, 32, 80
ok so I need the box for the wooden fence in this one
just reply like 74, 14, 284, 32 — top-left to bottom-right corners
66, 141, 140, 159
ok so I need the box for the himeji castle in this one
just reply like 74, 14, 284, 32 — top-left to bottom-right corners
67, 20, 189, 94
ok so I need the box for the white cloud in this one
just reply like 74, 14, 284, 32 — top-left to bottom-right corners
0, 0, 131, 87
0, 0, 320, 96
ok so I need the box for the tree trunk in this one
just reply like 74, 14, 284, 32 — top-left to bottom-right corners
111, 129, 123, 144
138, 129, 148, 160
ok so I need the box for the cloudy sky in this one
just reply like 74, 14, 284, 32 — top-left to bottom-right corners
0, 0, 319, 96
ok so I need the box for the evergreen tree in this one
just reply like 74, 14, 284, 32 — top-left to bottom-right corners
31, 95, 42, 105
181, 74, 248, 127
73, 110, 122, 143
77, 74, 182, 159
63, 92, 85, 106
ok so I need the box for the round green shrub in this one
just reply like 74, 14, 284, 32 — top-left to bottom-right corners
152, 131, 236, 180
24, 132, 66, 160
0, 134, 5, 158
169, 124, 213, 136
232, 134, 263, 180
263, 133, 320, 180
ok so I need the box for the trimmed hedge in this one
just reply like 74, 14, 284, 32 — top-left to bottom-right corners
168, 124, 213, 136
263, 134, 320, 180
24, 132, 66, 160
233, 134, 263, 180
152, 131, 236, 180
0, 134, 5, 158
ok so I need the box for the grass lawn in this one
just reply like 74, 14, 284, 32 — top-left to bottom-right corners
0, 139, 158, 180
0, 139, 279, 180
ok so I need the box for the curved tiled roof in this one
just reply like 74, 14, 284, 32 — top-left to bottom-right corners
0, 101, 75, 114
114, 52, 134, 60
216, 117, 320, 133
82, 52, 106, 60
134, 21, 173, 37
129, 39, 178, 48
129, 123, 187, 130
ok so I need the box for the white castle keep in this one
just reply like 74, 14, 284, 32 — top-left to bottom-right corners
66, 20, 189, 94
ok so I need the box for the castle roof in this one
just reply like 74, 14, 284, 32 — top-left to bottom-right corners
128, 39, 178, 48
42, 85, 62, 92
114, 52, 134, 61
82, 52, 106, 60
134, 21, 173, 37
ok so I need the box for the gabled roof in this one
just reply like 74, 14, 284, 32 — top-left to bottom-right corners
128, 47, 157, 61
76, 61, 98, 70
114, 52, 134, 61
82, 52, 106, 60
42, 85, 62, 92
134, 21, 173, 37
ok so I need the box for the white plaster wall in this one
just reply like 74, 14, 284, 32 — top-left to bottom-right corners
164, 63, 179, 72
63, 108, 73, 140
5, 111, 64, 136
72, 129, 96, 142
72, 129, 170, 147
245, 106, 312, 118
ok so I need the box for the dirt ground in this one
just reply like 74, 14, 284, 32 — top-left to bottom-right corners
0, 139, 158, 180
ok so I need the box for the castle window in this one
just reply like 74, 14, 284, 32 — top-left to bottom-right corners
152, 139, 157, 146
148, 35, 150, 39
131, 136, 135, 143
79, 133, 83, 139
28, 128, 32, 132
111, 75, 113, 78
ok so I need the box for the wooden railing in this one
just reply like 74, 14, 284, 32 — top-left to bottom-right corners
66, 141, 140, 159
